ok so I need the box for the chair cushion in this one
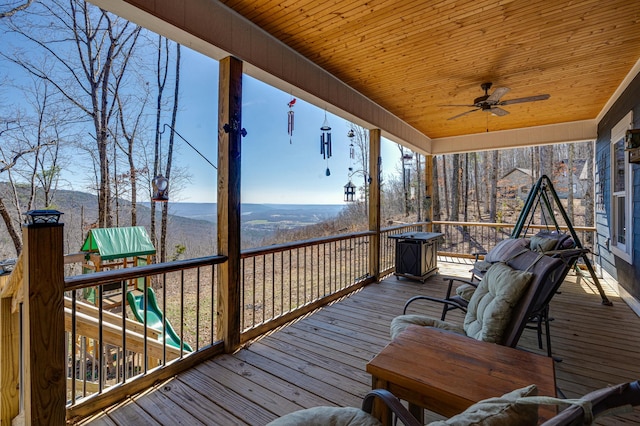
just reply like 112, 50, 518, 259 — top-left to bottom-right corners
484, 238, 530, 263
428, 385, 538, 426
529, 235, 559, 253
455, 284, 476, 302
390, 314, 465, 340
267, 406, 381, 426
463, 263, 533, 343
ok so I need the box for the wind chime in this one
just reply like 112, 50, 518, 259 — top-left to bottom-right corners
320, 112, 332, 176
347, 128, 355, 160
344, 129, 356, 202
287, 98, 296, 144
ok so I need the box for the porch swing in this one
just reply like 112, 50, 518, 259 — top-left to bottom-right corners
512, 175, 611, 306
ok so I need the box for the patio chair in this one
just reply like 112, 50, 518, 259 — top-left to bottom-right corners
540, 380, 640, 425
392, 248, 566, 349
268, 381, 640, 426
440, 247, 586, 356
266, 388, 422, 426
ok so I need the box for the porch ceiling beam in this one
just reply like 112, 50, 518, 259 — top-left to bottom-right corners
87, 0, 432, 154
429, 119, 597, 155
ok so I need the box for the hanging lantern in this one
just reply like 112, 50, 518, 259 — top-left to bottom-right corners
152, 174, 169, 202
287, 98, 296, 144
344, 180, 356, 202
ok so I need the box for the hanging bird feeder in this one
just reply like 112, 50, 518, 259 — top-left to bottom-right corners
344, 180, 356, 202
287, 98, 296, 144
320, 113, 332, 176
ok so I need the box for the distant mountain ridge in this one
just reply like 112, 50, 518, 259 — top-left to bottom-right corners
142, 202, 345, 224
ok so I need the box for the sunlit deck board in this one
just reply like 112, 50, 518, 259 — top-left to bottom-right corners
79, 260, 640, 425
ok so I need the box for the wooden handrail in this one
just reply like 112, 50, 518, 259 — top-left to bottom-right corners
240, 230, 376, 257
64, 255, 227, 291
432, 220, 596, 233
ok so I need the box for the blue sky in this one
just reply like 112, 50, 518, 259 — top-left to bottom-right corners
1, 20, 405, 205
172, 47, 404, 204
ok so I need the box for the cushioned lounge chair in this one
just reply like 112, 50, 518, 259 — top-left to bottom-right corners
267, 381, 640, 426
437, 247, 586, 356
392, 249, 566, 349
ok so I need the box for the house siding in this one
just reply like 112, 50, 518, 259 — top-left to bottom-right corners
595, 70, 640, 299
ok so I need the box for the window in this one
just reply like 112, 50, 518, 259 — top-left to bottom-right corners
610, 112, 633, 263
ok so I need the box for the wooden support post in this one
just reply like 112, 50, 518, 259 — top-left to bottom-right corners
22, 223, 66, 425
0, 290, 20, 425
216, 56, 243, 353
424, 154, 434, 232
369, 129, 381, 281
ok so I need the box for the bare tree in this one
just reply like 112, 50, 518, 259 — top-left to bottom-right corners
6, 0, 141, 228
450, 154, 460, 221
0, 0, 32, 18
151, 35, 171, 250
567, 143, 575, 221
488, 151, 498, 222
160, 43, 181, 263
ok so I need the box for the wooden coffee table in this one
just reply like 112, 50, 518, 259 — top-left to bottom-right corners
366, 325, 556, 424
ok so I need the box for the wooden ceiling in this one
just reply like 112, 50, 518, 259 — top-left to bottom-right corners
219, 0, 640, 140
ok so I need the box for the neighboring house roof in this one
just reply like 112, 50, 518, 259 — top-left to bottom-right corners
499, 168, 533, 181
81, 226, 156, 260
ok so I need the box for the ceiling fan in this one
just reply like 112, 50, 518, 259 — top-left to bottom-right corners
442, 82, 550, 120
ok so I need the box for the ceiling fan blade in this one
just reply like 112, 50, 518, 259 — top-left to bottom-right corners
447, 109, 480, 120
438, 104, 476, 107
490, 107, 510, 117
500, 94, 550, 105
486, 87, 510, 103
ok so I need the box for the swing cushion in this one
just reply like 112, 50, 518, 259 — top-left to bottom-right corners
484, 238, 530, 263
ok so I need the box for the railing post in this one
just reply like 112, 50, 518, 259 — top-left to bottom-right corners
0, 282, 20, 425
217, 56, 243, 352
22, 222, 66, 425
369, 129, 381, 281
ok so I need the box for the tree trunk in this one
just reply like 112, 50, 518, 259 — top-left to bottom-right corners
152, 35, 170, 252
0, 197, 22, 255
463, 153, 469, 223
450, 154, 460, 221
584, 141, 595, 245
161, 43, 181, 263
473, 153, 481, 221
442, 156, 450, 219
432, 156, 441, 222
567, 143, 575, 221
489, 151, 498, 222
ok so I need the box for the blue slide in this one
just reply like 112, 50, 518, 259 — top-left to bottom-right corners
126, 287, 193, 352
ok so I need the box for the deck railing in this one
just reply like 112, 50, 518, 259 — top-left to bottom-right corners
1, 219, 598, 423
240, 231, 374, 342
433, 220, 598, 266
63, 255, 226, 420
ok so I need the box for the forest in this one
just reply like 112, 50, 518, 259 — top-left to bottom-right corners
0, 1, 595, 262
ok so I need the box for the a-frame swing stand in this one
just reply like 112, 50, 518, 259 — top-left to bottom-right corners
512, 175, 612, 306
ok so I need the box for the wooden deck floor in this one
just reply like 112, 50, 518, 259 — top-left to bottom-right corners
80, 260, 640, 425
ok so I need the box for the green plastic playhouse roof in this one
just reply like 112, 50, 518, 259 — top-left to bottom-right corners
81, 226, 156, 260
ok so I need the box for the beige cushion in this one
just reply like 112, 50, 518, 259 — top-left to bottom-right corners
267, 406, 381, 426
455, 284, 476, 302
390, 314, 465, 340
463, 263, 533, 343
529, 235, 558, 253
428, 385, 539, 426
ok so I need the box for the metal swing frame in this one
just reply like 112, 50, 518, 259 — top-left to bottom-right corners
511, 175, 612, 306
